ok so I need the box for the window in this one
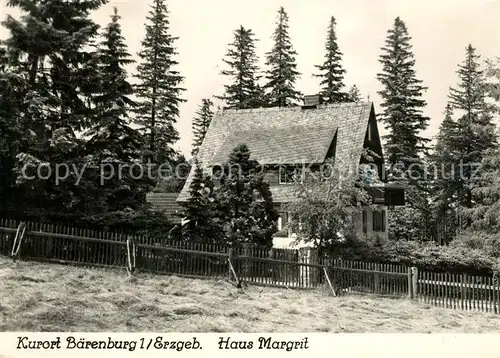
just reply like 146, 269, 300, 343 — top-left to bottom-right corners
373, 209, 386, 232
211, 165, 223, 184
275, 212, 290, 237
362, 210, 368, 234
279, 165, 303, 184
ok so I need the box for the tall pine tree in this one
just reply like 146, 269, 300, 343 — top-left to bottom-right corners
466, 147, 500, 233
218, 26, 264, 109
447, 45, 497, 210
314, 16, 347, 104
430, 104, 461, 243
485, 57, 500, 105
0, 43, 25, 213
2, 0, 108, 220
191, 98, 213, 156
134, 0, 184, 164
85, 7, 151, 214
377, 17, 430, 184
264, 7, 302, 107
88, 7, 139, 161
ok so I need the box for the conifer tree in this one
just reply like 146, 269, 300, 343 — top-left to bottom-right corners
215, 144, 278, 247
429, 104, 461, 242
377, 17, 430, 183
264, 7, 302, 107
485, 57, 500, 104
191, 98, 214, 156
85, 7, 152, 214
466, 147, 500, 233
134, 0, 184, 163
88, 7, 139, 162
218, 26, 263, 109
314, 16, 347, 104
447, 45, 497, 209
180, 159, 221, 243
80, 42, 102, 117
1, 0, 108, 219
0, 44, 23, 212
347, 85, 362, 102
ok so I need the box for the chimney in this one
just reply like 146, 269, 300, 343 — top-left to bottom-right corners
302, 94, 321, 109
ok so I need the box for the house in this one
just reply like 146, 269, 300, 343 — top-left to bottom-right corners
146, 192, 184, 225
177, 96, 405, 246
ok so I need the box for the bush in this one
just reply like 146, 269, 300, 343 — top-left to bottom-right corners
86, 207, 174, 238
325, 233, 500, 276
449, 231, 500, 259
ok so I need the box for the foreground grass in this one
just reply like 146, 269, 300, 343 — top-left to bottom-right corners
1, 256, 499, 332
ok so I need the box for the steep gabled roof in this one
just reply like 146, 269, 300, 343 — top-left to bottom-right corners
178, 102, 374, 202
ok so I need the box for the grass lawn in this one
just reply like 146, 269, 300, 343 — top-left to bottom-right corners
1, 255, 499, 332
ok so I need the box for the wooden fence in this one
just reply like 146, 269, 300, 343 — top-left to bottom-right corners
1, 219, 500, 314
416, 270, 500, 313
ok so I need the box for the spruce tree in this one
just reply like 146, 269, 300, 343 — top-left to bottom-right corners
134, 0, 184, 164
215, 144, 278, 247
466, 148, 500, 233
432, 105, 460, 204
80, 42, 102, 117
218, 26, 263, 109
1, 0, 108, 219
0, 44, 23, 213
314, 16, 347, 104
485, 57, 500, 104
377, 17, 430, 183
447, 45, 497, 209
347, 85, 362, 102
264, 7, 302, 107
88, 7, 139, 162
180, 159, 221, 243
429, 104, 461, 242
85, 7, 152, 214
191, 98, 214, 156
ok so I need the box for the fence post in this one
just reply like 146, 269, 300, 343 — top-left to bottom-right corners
411, 267, 418, 299
407, 267, 413, 298
299, 247, 319, 287
228, 247, 234, 279
126, 236, 136, 277
374, 263, 381, 293
462, 273, 468, 308
11, 222, 27, 263
242, 243, 251, 278
323, 264, 336, 297
309, 248, 319, 286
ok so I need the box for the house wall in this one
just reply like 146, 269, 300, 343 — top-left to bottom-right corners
272, 204, 389, 249
356, 205, 389, 240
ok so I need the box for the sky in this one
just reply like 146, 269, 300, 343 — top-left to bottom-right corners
0, 0, 499, 157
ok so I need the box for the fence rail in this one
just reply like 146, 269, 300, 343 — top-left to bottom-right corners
1, 218, 500, 314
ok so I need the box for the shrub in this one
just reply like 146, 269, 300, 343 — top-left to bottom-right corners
449, 231, 500, 259
326, 233, 499, 276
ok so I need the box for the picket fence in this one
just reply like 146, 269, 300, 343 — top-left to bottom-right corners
0, 218, 499, 314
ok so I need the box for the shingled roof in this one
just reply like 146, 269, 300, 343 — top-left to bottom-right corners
178, 102, 374, 202
146, 193, 183, 224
